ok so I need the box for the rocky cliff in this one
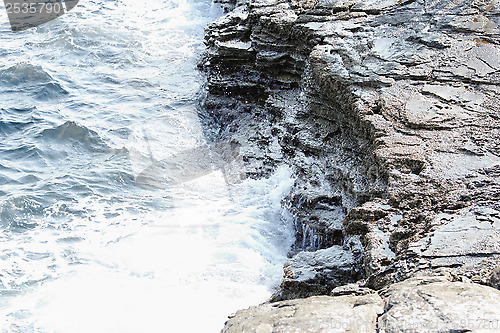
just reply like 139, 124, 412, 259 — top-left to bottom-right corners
200, 0, 500, 331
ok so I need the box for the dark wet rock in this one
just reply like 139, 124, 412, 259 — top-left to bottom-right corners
274, 236, 364, 300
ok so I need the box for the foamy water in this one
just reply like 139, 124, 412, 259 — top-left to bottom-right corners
0, 1, 295, 331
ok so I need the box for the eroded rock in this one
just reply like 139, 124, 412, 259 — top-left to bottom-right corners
203, 0, 500, 328
221, 294, 384, 333
378, 275, 500, 333
222, 275, 500, 332
275, 236, 364, 300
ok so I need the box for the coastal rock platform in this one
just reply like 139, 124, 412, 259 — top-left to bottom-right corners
200, 0, 500, 330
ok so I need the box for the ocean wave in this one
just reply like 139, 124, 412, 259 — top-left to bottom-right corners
39, 121, 110, 152
33, 82, 69, 101
0, 63, 68, 101
0, 63, 53, 86
1, 144, 46, 164
5, 106, 37, 114
0, 195, 46, 231
0, 120, 36, 137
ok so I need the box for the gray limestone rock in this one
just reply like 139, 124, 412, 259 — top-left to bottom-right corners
221, 294, 384, 333
221, 275, 500, 332
378, 275, 500, 333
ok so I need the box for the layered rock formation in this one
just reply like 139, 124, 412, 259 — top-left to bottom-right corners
199, 0, 500, 330
223, 273, 500, 332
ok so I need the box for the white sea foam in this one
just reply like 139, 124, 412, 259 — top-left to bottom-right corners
0, 0, 295, 331
0, 166, 295, 332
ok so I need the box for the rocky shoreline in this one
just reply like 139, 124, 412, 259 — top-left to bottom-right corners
200, 0, 500, 331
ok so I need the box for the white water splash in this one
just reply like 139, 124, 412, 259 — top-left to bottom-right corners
0, 0, 296, 331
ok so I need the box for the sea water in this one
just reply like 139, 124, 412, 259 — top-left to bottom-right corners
0, 0, 295, 331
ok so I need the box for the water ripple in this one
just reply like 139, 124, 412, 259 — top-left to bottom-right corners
0, 0, 296, 332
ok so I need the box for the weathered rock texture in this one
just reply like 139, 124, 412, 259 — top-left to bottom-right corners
276, 236, 364, 300
223, 273, 500, 332
378, 273, 500, 333
200, 0, 500, 330
222, 294, 384, 332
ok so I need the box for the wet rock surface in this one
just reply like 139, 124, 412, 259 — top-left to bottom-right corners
200, 0, 500, 330
274, 236, 364, 300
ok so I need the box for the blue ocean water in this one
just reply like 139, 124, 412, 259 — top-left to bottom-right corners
0, 1, 295, 331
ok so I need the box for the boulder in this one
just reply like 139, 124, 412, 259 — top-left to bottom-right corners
378, 275, 500, 332
222, 294, 384, 333
276, 237, 364, 300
